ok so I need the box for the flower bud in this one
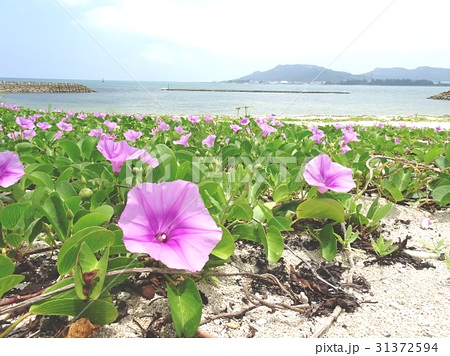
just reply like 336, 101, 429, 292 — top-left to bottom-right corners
79, 188, 94, 200
66, 209, 74, 221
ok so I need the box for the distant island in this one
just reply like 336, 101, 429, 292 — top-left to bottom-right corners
225, 64, 450, 86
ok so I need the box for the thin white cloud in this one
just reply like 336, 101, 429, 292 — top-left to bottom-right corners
59, 0, 450, 79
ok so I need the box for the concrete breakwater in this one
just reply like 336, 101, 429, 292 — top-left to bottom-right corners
0, 81, 95, 93
428, 90, 450, 100
161, 87, 350, 94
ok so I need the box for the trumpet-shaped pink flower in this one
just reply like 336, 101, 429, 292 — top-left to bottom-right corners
230, 124, 242, 133
0, 151, 25, 187
36, 122, 51, 131
56, 121, 73, 132
156, 118, 170, 131
140, 151, 159, 168
309, 125, 325, 144
118, 181, 222, 272
97, 139, 144, 173
303, 154, 355, 194
103, 119, 118, 131
173, 133, 191, 147
124, 129, 142, 142
187, 114, 200, 124
258, 121, 277, 137
15, 116, 35, 129
202, 134, 216, 147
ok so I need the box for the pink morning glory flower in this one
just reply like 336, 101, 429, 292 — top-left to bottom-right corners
0, 151, 25, 187
187, 114, 200, 124
174, 126, 184, 134
77, 113, 87, 120
202, 134, 216, 147
309, 125, 325, 144
97, 139, 145, 173
118, 181, 222, 272
124, 129, 143, 143
103, 120, 118, 131
156, 118, 170, 131
8, 131, 21, 141
230, 124, 242, 133
89, 128, 103, 137
56, 121, 73, 132
204, 115, 212, 123
303, 154, 356, 194
420, 217, 432, 230
173, 133, 191, 147
36, 122, 51, 131
94, 112, 106, 119
258, 121, 277, 137
23, 129, 36, 139
15, 116, 35, 129
341, 126, 359, 144
53, 131, 63, 140
140, 151, 159, 168
240, 117, 250, 125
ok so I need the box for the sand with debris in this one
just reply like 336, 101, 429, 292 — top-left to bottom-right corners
95, 197, 450, 339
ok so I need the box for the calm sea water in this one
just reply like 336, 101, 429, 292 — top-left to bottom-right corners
1, 78, 449, 118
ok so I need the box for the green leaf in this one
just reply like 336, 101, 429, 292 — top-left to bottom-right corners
226, 200, 253, 221
432, 185, 450, 206
0, 255, 15, 278
314, 223, 337, 261
38, 192, 69, 241
424, 147, 442, 163
80, 136, 97, 160
256, 223, 284, 263
296, 198, 345, 222
57, 226, 115, 276
55, 180, 78, 200
210, 226, 234, 260
382, 179, 404, 202
72, 205, 114, 233
268, 216, 293, 231
231, 224, 258, 242
167, 278, 202, 337
27, 171, 54, 190
74, 243, 109, 300
265, 226, 284, 263
253, 202, 274, 223
0, 203, 29, 230
367, 199, 393, 227
392, 169, 412, 192
59, 139, 81, 161
30, 296, 118, 325
151, 144, 177, 182
272, 183, 290, 203
6, 233, 23, 247
0, 275, 25, 299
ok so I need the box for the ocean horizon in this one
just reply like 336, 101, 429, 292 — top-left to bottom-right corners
1, 78, 449, 118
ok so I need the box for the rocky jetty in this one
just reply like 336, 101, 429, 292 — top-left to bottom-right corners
428, 90, 450, 100
0, 81, 95, 93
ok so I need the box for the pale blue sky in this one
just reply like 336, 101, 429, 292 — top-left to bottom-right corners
1, 0, 449, 82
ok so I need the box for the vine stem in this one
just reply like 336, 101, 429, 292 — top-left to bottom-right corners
0, 267, 200, 316
0, 312, 32, 338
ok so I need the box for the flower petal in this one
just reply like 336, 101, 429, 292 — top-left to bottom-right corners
118, 181, 222, 272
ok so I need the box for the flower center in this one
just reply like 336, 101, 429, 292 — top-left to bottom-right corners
156, 233, 168, 243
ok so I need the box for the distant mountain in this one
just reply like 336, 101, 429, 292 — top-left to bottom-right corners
361, 66, 450, 82
228, 64, 364, 83
228, 64, 450, 84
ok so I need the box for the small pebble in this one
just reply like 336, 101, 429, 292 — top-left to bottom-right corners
227, 320, 240, 329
